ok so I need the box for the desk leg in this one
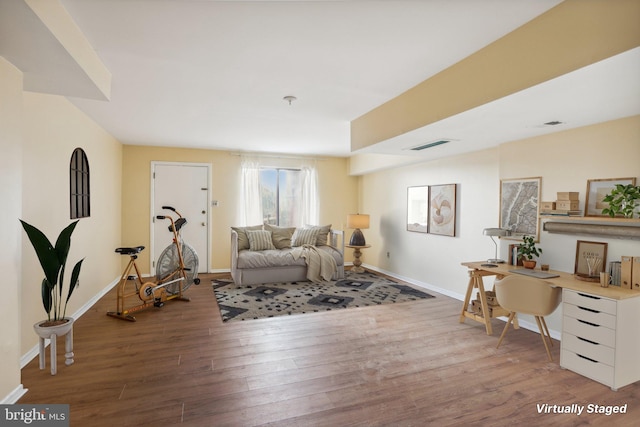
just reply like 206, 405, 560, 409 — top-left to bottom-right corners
475, 277, 493, 335
459, 274, 476, 323
460, 270, 493, 335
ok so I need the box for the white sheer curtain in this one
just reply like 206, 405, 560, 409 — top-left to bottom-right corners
300, 165, 319, 226
239, 159, 263, 226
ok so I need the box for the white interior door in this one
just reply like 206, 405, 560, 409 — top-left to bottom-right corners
151, 162, 210, 273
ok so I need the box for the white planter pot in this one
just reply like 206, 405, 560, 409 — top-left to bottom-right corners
33, 317, 74, 375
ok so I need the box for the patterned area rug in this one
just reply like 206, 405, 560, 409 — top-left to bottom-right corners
212, 270, 434, 322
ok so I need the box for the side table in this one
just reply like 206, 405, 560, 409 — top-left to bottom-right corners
346, 244, 371, 273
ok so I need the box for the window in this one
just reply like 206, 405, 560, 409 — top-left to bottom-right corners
70, 148, 90, 219
260, 168, 303, 226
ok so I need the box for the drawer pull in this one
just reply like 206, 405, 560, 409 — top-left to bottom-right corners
577, 336, 599, 345
577, 353, 599, 363
578, 319, 599, 327
578, 293, 601, 300
577, 305, 600, 314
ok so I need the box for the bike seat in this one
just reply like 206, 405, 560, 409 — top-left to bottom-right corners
169, 218, 187, 232
115, 246, 145, 255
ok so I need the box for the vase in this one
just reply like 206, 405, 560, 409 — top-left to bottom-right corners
523, 260, 537, 269
33, 317, 74, 375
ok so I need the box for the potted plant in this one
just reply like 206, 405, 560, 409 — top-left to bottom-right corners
517, 235, 542, 269
20, 220, 84, 328
601, 184, 640, 218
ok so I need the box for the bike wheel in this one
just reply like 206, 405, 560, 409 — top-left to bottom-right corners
156, 242, 199, 295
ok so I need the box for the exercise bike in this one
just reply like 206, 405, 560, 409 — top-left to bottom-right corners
107, 206, 200, 321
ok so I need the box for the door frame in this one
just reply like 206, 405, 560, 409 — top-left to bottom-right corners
150, 161, 211, 273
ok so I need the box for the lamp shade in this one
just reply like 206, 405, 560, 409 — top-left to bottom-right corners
483, 228, 511, 237
347, 214, 370, 230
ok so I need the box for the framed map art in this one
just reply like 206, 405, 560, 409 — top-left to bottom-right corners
500, 177, 541, 241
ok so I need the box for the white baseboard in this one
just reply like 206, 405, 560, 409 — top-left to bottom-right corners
20, 276, 121, 369
1, 384, 28, 404
362, 264, 561, 341
209, 268, 230, 274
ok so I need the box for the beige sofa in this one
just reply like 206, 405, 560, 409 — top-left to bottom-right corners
230, 224, 345, 285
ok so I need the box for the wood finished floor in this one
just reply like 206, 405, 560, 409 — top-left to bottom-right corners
19, 271, 640, 426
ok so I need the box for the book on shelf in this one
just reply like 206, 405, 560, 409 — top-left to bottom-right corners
540, 210, 583, 216
508, 244, 523, 266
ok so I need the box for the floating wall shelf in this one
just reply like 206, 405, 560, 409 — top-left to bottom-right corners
541, 217, 640, 240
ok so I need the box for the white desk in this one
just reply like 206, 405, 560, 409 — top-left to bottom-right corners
461, 261, 640, 390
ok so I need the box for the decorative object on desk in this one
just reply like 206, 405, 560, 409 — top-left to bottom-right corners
483, 228, 511, 263
428, 183, 456, 236
347, 213, 369, 246
407, 186, 428, 233
574, 240, 607, 281
600, 272, 610, 288
516, 235, 542, 269
500, 177, 541, 240
601, 183, 640, 218
508, 244, 523, 266
585, 177, 636, 217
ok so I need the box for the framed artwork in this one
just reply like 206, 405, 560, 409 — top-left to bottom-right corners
428, 184, 456, 237
585, 177, 637, 217
500, 177, 541, 241
574, 240, 608, 278
407, 186, 429, 233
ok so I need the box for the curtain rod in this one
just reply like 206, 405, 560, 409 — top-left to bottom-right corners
229, 152, 327, 161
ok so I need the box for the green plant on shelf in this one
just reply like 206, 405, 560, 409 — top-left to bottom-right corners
601, 184, 640, 218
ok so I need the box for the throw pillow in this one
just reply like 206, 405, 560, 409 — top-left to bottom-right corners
264, 224, 296, 249
304, 224, 332, 246
292, 227, 319, 247
231, 225, 263, 250
247, 230, 276, 251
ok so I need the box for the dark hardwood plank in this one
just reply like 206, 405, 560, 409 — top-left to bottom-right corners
19, 271, 640, 426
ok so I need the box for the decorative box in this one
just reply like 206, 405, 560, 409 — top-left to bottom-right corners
540, 201, 556, 211
556, 200, 579, 210
485, 290, 499, 306
557, 192, 579, 200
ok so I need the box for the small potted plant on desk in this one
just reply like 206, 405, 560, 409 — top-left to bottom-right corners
517, 235, 542, 269
20, 219, 84, 374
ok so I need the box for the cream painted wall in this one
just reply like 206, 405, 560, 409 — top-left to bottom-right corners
359, 115, 640, 336
0, 58, 24, 402
122, 146, 359, 273
21, 92, 123, 355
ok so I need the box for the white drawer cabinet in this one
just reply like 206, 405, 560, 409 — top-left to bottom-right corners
561, 288, 640, 390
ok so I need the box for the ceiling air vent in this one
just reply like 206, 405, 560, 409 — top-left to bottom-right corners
409, 139, 451, 151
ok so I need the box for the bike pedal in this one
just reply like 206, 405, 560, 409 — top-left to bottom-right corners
154, 298, 164, 308
127, 275, 136, 281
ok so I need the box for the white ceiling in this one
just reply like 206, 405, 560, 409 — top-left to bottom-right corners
5, 0, 639, 159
